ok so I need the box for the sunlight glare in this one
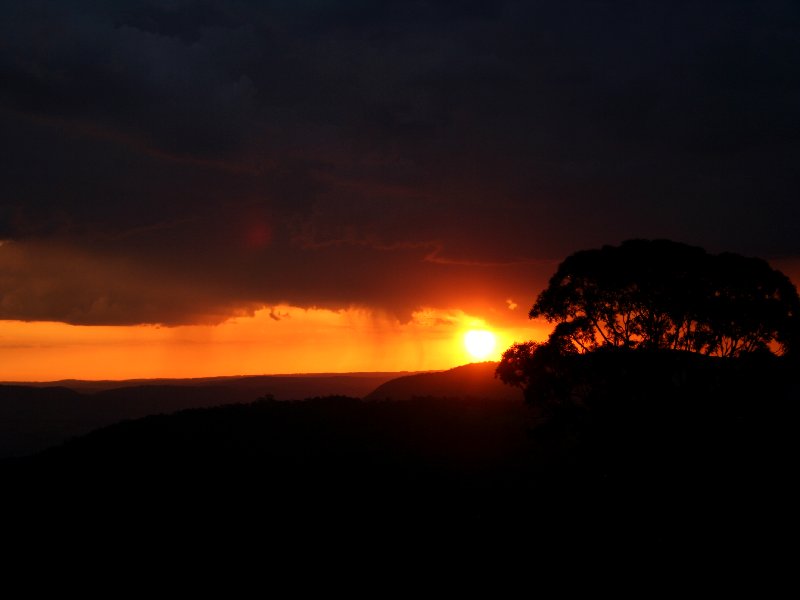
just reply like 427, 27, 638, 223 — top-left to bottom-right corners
464, 329, 496, 360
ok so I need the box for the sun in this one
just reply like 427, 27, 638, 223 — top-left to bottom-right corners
464, 329, 497, 360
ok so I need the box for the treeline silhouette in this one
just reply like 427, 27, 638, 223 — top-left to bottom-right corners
5, 392, 541, 544
5, 356, 795, 553
0, 373, 400, 457
490, 239, 799, 554
529, 239, 798, 357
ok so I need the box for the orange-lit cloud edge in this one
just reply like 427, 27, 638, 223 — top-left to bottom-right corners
0, 305, 550, 382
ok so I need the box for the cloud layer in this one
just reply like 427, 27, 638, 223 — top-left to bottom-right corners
2, 1, 799, 325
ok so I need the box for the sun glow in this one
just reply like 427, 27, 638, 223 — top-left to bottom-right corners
464, 329, 497, 360
0, 306, 548, 380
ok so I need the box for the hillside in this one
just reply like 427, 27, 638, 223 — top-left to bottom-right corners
3, 354, 795, 558
6, 395, 539, 541
0, 372, 407, 394
365, 361, 519, 402
0, 371, 405, 457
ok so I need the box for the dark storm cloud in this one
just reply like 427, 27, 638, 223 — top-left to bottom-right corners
1, 0, 799, 325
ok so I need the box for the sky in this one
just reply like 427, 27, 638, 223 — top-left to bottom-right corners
1, 0, 799, 379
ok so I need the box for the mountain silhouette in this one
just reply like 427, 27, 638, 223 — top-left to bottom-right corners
2, 357, 794, 560
364, 362, 518, 402
0, 372, 405, 457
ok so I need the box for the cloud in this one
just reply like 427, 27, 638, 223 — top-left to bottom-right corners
1, 1, 799, 327
0, 240, 261, 325
0, 234, 555, 327
268, 307, 289, 321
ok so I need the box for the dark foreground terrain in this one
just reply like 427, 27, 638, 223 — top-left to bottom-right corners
2, 357, 796, 564
0, 371, 404, 457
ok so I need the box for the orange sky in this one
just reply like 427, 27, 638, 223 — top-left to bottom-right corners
3, 258, 796, 382
0, 305, 549, 381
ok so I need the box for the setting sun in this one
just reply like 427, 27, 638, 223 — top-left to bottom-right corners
464, 329, 497, 360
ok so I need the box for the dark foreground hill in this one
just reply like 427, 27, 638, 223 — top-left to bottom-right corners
5, 395, 542, 551
3, 355, 796, 562
0, 372, 404, 457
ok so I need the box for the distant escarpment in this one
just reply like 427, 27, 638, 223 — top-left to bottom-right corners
0, 372, 403, 457
364, 362, 519, 402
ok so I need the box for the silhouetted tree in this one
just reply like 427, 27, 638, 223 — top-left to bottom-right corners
497, 240, 800, 409
529, 240, 799, 358
496, 340, 580, 411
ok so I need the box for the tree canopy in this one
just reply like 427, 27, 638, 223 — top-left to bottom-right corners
528, 239, 799, 358
492, 241, 800, 543
497, 240, 800, 409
